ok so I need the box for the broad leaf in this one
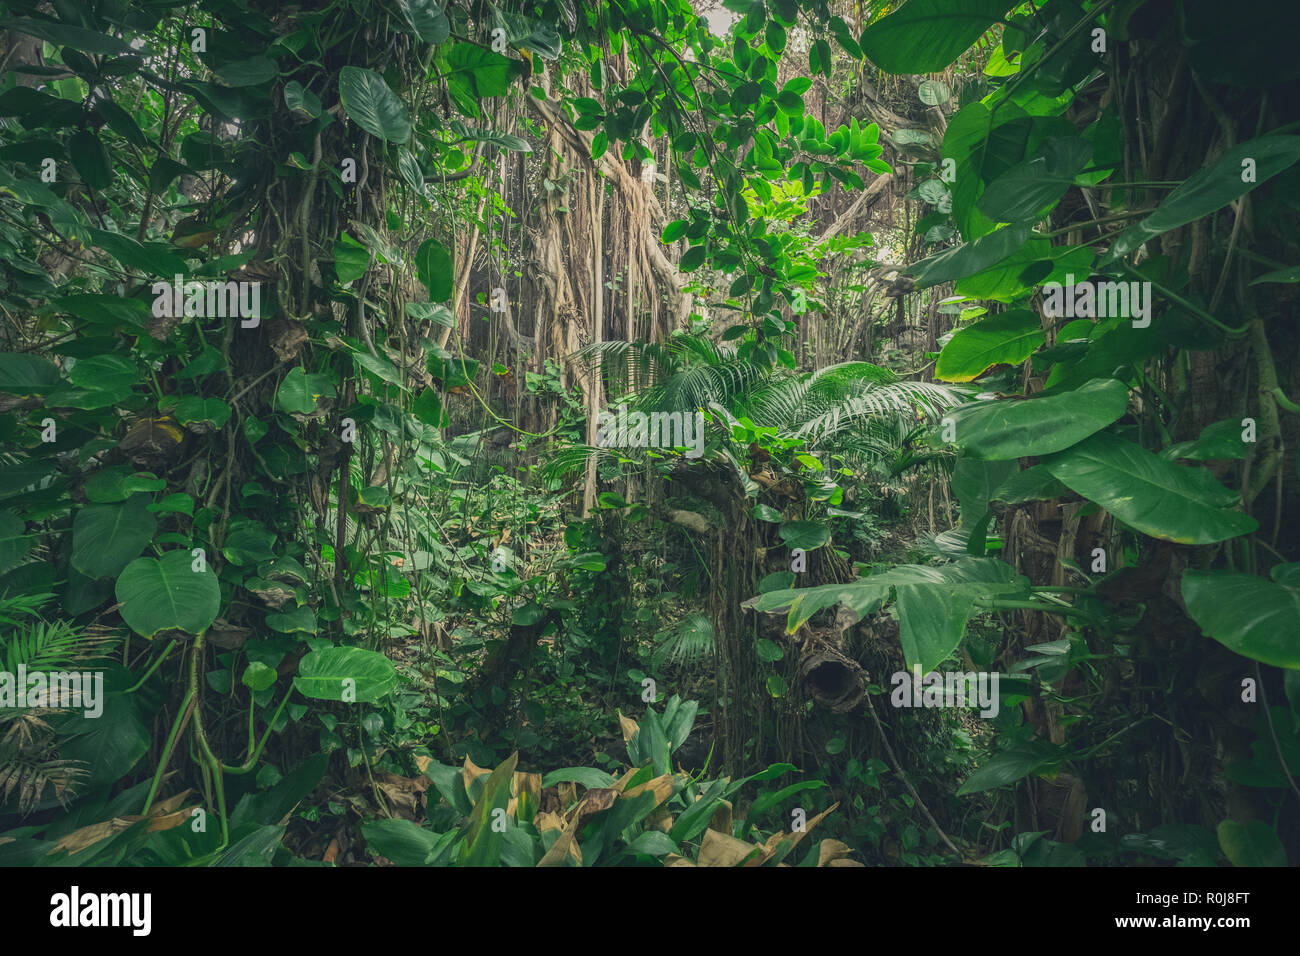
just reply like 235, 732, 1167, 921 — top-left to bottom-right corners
71, 495, 156, 579
1182, 565, 1300, 669
116, 550, 220, 638
1045, 432, 1258, 545
949, 378, 1129, 460
339, 66, 412, 143
936, 310, 1045, 382
293, 646, 397, 702
859, 0, 1010, 74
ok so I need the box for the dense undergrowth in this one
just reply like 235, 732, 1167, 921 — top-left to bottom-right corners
1, 0, 1298, 867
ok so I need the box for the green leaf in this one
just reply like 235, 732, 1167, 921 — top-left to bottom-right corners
0, 353, 60, 394
1162, 418, 1249, 462
71, 496, 156, 579
68, 354, 136, 393
338, 66, 412, 144
415, 238, 453, 301
950, 378, 1129, 459
293, 646, 397, 703
274, 367, 337, 415
936, 310, 1045, 382
906, 223, 1033, 289
957, 741, 1064, 795
266, 606, 318, 635
116, 550, 220, 638
591, 130, 608, 160
334, 233, 371, 284
540, 767, 616, 789
859, 0, 1010, 74
977, 137, 1091, 222
1217, 820, 1287, 867
460, 752, 517, 867
0, 511, 32, 575
242, 661, 277, 691
1105, 136, 1300, 262
1045, 432, 1258, 545
362, 818, 442, 865
0, 17, 137, 55
778, 520, 830, 550
283, 81, 322, 118
173, 396, 231, 431
398, 0, 451, 44
215, 55, 279, 88
406, 301, 454, 328
1182, 566, 1300, 669
752, 557, 1028, 672
70, 131, 112, 190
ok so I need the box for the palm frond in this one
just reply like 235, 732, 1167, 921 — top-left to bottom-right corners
652, 614, 715, 668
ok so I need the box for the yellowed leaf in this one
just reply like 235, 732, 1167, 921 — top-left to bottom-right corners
698, 827, 762, 867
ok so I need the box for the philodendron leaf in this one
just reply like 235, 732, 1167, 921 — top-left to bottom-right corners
338, 66, 412, 143
116, 550, 220, 638
1216, 819, 1287, 867
1105, 136, 1300, 263
858, 0, 1011, 74
1045, 432, 1258, 545
750, 556, 1029, 673
1181, 565, 1300, 669
936, 309, 1045, 382
292, 646, 397, 703
72, 494, 157, 580
957, 740, 1065, 796
778, 520, 830, 550
948, 377, 1129, 460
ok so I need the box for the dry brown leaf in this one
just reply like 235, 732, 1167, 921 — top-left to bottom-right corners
617, 711, 639, 747
461, 756, 490, 792
698, 828, 761, 867
818, 838, 857, 866
624, 773, 674, 807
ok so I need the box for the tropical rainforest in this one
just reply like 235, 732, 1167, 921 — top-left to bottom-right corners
0, 0, 1297, 872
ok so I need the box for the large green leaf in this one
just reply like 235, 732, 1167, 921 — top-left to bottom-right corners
778, 520, 830, 551
1105, 136, 1300, 262
751, 557, 1028, 672
858, 0, 1010, 73
0, 17, 137, 55
274, 367, 337, 415
460, 752, 517, 867
977, 137, 1092, 223
0, 352, 60, 394
116, 550, 220, 638
293, 646, 397, 702
398, 0, 451, 43
1045, 432, 1258, 545
906, 222, 1032, 289
338, 67, 412, 143
936, 310, 1044, 382
362, 818, 443, 865
0, 511, 32, 575
1217, 820, 1287, 867
71, 495, 157, 580
950, 377, 1129, 460
1182, 565, 1300, 669
415, 238, 453, 302
957, 740, 1064, 795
